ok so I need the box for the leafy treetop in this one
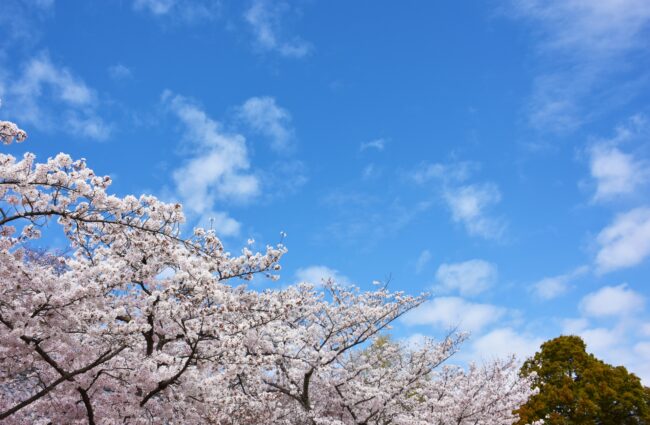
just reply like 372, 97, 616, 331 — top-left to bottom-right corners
516, 335, 650, 425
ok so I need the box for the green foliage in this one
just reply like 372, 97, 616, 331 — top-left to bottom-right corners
516, 335, 650, 425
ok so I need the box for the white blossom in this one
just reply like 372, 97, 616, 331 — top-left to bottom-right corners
0, 117, 538, 424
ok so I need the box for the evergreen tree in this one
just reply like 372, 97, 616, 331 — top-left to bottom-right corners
517, 335, 650, 425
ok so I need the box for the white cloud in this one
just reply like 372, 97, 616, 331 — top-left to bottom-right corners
558, 317, 650, 383
469, 327, 543, 361
434, 259, 497, 297
589, 144, 647, 201
561, 317, 590, 334
532, 277, 566, 300
560, 302, 650, 383
580, 284, 645, 317
561, 321, 629, 358
401, 333, 428, 350
361, 163, 381, 180
133, 0, 219, 22
108, 64, 133, 81
163, 92, 300, 235
532, 265, 589, 300
320, 195, 432, 248
411, 161, 476, 185
33, 0, 54, 9
244, 0, 311, 58
66, 113, 111, 140
564, 322, 649, 382
177, 149, 259, 207
195, 210, 241, 237
586, 116, 649, 201
641, 323, 650, 337
415, 250, 432, 274
409, 161, 504, 239
563, 322, 650, 384
238, 96, 293, 152
401, 297, 506, 333
443, 184, 505, 239
134, 0, 175, 15
526, 74, 586, 133
511, 0, 650, 55
360, 138, 386, 152
632, 342, 650, 384
595, 207, 650, 273
635, 341, 650, 362
578, 326, 622, 353
163, 91, 259, 215
257, 159, 308, 201
1, 54, 109, 140
294, 265, 350, 286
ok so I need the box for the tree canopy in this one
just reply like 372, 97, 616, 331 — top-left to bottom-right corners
0, 118, 539, 424
516, 335, 650, 425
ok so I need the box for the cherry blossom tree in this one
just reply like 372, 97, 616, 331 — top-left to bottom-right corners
0, 116, 539, 424
419, 357, 541, 424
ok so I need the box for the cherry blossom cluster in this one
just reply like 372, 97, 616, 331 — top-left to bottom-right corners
417, 357, 541, 424
0, 121, 27, 145
0, 118, 539, 424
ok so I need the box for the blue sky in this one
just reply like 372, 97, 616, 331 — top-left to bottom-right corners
1, 0, 650, 381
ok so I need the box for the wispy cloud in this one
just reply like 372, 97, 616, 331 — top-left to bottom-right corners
256, 159, 308, 201
163, 90, 260, 209
434, 259, 498, 297
402, 297, 506, 334
507, 0, 650, 132
294, 265, 350, 286
360, 138, 386, 152
162, 91, 304, 235
579, 326, 625, 355
108, 64, 133, 81
236, 96, 307, 199
132, 0, 220, 23
531, 265, 588, 300
510, 0, 650, 55
134, 0, 175, 15
194, 210, 242, 237
321, 193, 431, 247
415, 250, 432, 274
0, 0, 53, 54
162, 91, 257, 233
443, 183, 506, 239
590, 145, 647, 201
467, 327, 543, 361
0, 54, 110, 140
586, 115, 649, 202
411, 161, 477, 185
562, 289, 650, 384
238, 96, 294, 152
561, 317, 650, 383
580, 284, 645, 317
244, 0, 311, 58
595, 207, 650, 273
361, 163, 381, 180
641, 323, 650, 337
411, 161, 505, 239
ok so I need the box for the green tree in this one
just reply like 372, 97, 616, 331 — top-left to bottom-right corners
516, 335, 650, 425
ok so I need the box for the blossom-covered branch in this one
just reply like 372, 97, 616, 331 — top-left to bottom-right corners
0, 117, 538, 424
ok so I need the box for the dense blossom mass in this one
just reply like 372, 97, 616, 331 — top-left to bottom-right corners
0, 117, 539, 424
